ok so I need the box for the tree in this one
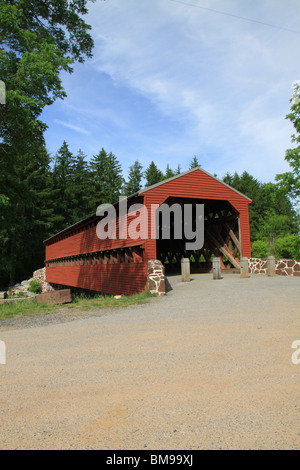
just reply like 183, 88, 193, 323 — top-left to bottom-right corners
190, 156, 201, 169
164, 164, 175, 180
105, 151, 124, 203
125, 160, 144, 196
90, 148, 124, 207
175, 164, 182, 175
276, 81, 300, 200
71, 149, 94, 221
223, 171, 264, 240
144, 161, 164, 187
0, 0, 94, 153
52, 145, 94, 226
0, 0, 94, 286
0, 145, 56, 287
223, 171, 299, 258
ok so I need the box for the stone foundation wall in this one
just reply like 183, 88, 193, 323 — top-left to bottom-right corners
248, 258, 300, 276
33, 268, 56, 293
147, 260, 166, 296
274, 259, 300, 276
248, 258, 268, 274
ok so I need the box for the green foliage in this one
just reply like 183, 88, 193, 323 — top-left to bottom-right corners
0, 0, 94, 153
189, 156, 201, 169
276, 81, 300, 200
224, 170, 300, 260
0, 195, 9, 207
89, 148, 124, 207
0, 144, 58, 288
0, 0, 94, 287
28, 279, 42, 294
164, 164, 176, 180
71, 149, 94, 221
175, 164, 182, 175
256, 211, 292, 242
274, 234, 300, 259
124, 160, 143, 196
144, 161, 164, 187
251, 235, 300, 259
223, 171, 298, 242
251, 240, 269, 258
52, 141, 77, 229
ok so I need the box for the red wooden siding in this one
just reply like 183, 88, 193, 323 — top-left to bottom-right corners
45, 197, 149, 295
45, 197, 147, 261
46, 263, 147, 295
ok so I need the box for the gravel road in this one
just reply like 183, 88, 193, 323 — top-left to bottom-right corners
0, 273, 299, 450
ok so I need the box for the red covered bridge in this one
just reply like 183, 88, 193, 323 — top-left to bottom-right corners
44, 167, 252, 295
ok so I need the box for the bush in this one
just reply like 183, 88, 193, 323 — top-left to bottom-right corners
251, 235, 300, 259
28, 279, 42, 294
251, 240, 269, 258
275, 234, 300, 259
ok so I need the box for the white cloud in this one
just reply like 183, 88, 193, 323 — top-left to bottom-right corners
43, 0, 300, 181
54, 119, 91, 136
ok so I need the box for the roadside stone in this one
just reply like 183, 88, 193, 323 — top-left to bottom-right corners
36, 289, 72, 305
33, 267, 56, 293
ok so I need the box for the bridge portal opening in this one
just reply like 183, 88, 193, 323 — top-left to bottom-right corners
156, 197, 241, 274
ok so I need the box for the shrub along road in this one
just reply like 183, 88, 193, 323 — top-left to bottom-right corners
0, 273, 299, 450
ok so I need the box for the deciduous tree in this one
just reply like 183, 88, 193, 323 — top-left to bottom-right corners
276, 81, 300, 200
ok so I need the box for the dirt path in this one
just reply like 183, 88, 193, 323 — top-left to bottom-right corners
0, 273, 299, 450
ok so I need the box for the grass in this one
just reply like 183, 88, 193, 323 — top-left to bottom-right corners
0, 299, 58, 320
68, 290, 154, 311
0, 290, 154, 321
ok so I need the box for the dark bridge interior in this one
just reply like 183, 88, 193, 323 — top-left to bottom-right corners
156, 197, 241, 274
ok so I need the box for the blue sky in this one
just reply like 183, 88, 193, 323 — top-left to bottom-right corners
41, 0, 300, 183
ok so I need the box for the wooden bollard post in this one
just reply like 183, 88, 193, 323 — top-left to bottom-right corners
240, 257, 249, 278
212, 257, 222, 280
267, 256, 276, 277
181, 258, 190, 282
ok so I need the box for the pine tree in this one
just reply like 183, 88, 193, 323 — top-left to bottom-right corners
125, 160, 144, 196
106, 151, 124, 203
90, 148, 124, 208
71, 149, 93, 221
52, 141, 76, 230
175, 164, 182, 175
144, 161, 164, 187
164, 164, 175, 180
190, 156, 201, 169
0, 144, 57, 287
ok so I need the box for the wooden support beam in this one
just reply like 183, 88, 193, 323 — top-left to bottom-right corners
205, 229, 240, 269
225, 223, 241, 252
212, 227, 235, 258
